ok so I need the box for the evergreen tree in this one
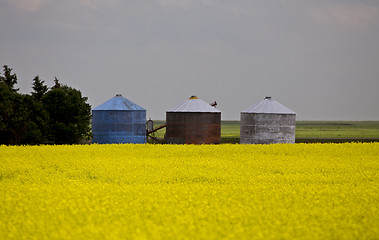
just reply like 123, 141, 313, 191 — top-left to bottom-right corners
0, 87, 29, 145
27, 76, 50, 144
1, 66, 92, 145
52, 77, 61, 89
0, 65, 19, 92
10, 93, 32, 145
31, 76, 48, 100
0, 81, 15, 144
0, 65, 25, 144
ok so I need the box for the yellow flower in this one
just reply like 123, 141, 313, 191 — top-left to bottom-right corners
0, 143, 378, 239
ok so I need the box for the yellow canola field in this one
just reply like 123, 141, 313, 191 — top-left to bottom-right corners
0, 143, 378, 239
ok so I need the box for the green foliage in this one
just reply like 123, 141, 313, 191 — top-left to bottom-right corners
0, 66, 91, 145
22, 94, 50, 144
42, 80, 91, 144
31, 76, 48, 100
0, 65, 19, 92
0, 82, 13, 132
0, 78, 29, 145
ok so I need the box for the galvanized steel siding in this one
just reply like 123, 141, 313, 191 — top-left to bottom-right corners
240, 113, 296, 144
92, 110, 146, 144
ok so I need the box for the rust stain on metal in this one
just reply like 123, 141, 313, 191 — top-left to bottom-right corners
166, 112, 221, 144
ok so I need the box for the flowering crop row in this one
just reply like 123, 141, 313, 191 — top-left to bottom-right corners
0, 143, 378, 239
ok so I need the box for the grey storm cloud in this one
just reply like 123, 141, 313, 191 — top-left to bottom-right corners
1, 0, 378, 120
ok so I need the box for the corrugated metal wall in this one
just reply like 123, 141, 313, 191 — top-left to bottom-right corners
240, 113, 296, 144
166, 112, 221, 144
92, 110, 146, 144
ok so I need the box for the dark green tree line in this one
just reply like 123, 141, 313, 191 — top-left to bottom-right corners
0, 65, 91, 145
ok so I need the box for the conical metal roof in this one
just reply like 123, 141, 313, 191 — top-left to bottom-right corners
242, 97, 295, 114
93, 94, 145, 111
167, 96, 221, 113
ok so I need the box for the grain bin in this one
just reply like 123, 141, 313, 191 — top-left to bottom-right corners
166, 96, 221, 144
92, 94, 146, 144
240, 97, 296, 144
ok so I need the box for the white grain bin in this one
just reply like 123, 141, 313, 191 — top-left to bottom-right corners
240, 97, 296, 144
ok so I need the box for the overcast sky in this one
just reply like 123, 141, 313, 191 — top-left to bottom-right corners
1, 0, 378, 120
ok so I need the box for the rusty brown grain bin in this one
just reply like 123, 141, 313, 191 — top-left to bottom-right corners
166, 96, 221, 144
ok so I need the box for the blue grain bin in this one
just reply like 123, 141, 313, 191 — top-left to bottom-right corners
92, 94, 146, 144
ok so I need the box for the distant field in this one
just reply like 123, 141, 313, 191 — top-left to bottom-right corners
295, 121, 379, 139
147, 120, 379, 143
